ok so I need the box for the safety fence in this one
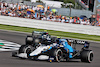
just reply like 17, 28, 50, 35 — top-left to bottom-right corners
0, 16, 100, 36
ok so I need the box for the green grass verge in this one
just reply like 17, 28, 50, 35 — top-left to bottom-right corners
0, 24, 100, 42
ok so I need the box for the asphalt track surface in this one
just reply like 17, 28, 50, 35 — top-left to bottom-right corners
0, 30, 100, 67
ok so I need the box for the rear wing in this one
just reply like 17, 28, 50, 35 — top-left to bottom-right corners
67, 39, 90, 49
32, 31, 48, 37
33, 31, 45, 34
67, 39, 90, 45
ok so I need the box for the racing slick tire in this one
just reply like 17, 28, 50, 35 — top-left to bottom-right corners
80, 50, 93, 63
26, 36, 33, 45
18, 45, 34, 59
19, 45, 26, 53
19, 45, 34, 53
49, 48, 63, 62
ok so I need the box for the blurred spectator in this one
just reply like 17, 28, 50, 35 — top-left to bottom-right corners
76, 17, 80, 24
96, 19, 100, 26
89, 14, 96, 26
45, 9, 51, 17
61, 16, 65, 23
73, 16, 77, 24
81, 18, 89, 25
64, 17, 68, 23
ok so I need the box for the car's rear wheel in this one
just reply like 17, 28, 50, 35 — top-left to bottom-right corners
80, 50, 93, 63
26, 36, 33, 45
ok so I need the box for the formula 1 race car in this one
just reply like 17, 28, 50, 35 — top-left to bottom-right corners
12, 31, 93, 63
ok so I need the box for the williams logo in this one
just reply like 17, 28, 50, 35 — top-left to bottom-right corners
0, 40, 21, 51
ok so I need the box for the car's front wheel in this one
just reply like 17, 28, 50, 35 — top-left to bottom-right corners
18, 45, 34, 59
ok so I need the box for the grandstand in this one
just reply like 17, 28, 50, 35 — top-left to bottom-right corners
0, 0, 99, 26
0, 0, 99, 18
0, 0, 96, 12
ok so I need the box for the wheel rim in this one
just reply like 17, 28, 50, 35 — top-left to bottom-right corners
26, 48, 31, 54
57, 51, 62, 61
26, 48, 31, 58
56, 49, 63, 62
90, 53, 93, 62
88, 51, 93, 62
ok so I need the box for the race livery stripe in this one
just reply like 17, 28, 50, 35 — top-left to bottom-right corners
0, 40, 21, 51
0, 43, 4, 48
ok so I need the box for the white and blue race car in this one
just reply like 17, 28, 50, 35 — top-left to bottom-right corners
12, 31, 93, 63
